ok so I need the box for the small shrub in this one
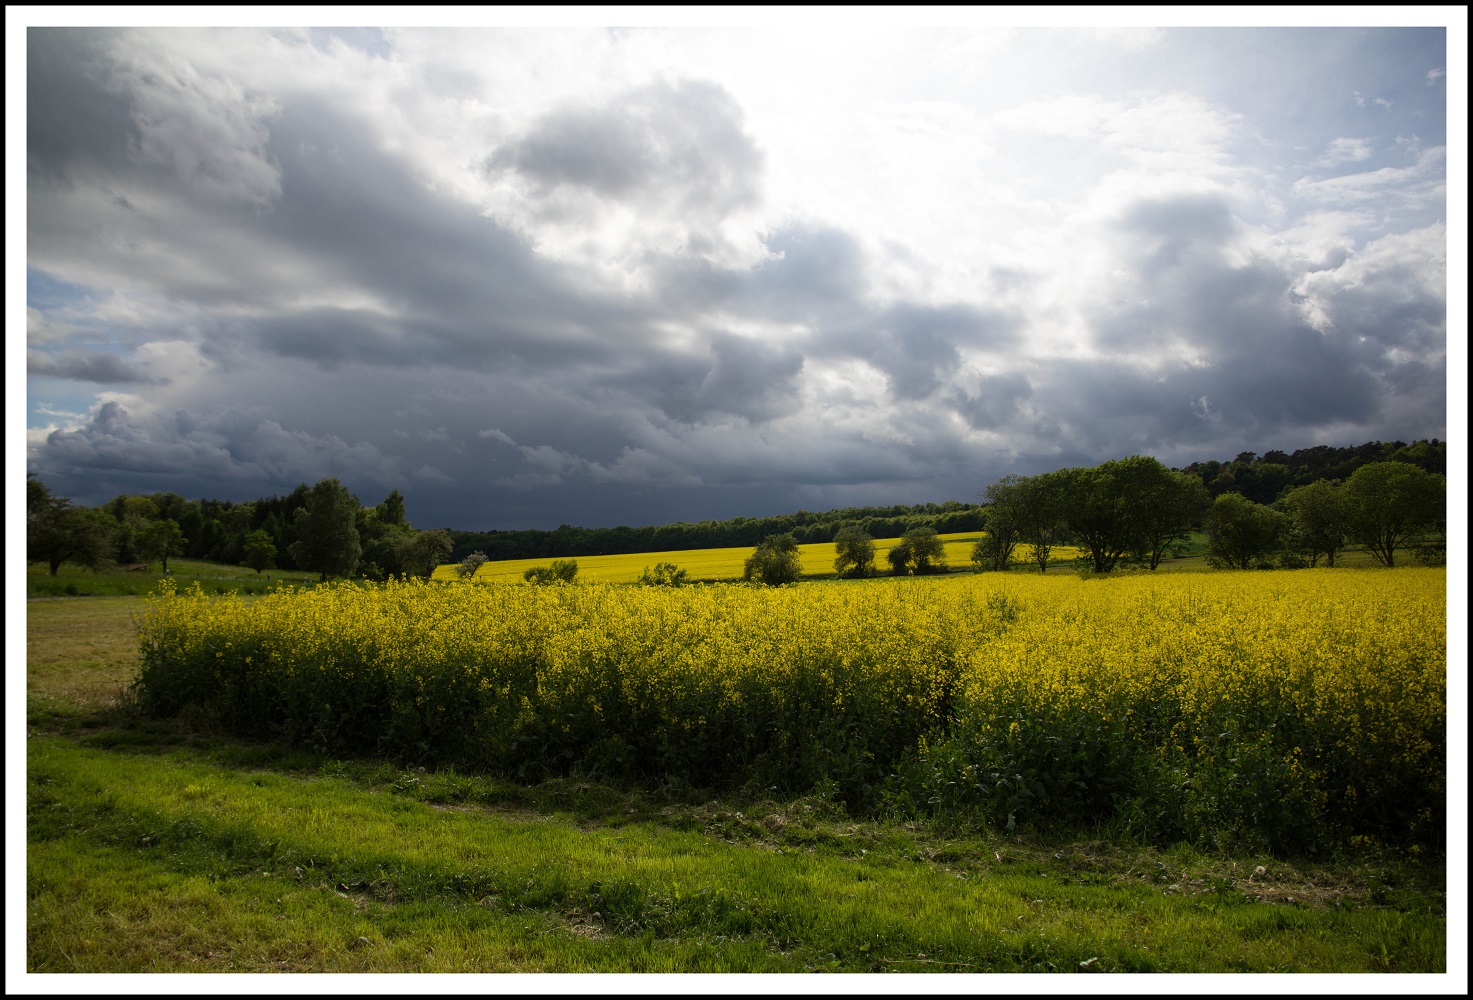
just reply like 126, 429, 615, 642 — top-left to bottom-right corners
743, 534, 801, 586
525, 559, 578, 585
638, 562, 689, 586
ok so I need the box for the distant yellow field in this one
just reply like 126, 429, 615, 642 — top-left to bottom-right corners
431, 532, 1082, 584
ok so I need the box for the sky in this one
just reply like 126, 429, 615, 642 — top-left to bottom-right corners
13, 10, 1465, 532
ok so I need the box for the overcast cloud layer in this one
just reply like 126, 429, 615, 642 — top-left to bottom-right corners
21, 23, 1454, 530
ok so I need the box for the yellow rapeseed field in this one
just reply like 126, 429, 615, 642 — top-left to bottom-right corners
431, 533, 1081, 583
136, 568, 1445, 850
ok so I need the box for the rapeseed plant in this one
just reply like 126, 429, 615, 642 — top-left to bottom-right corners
135, 569, 1445, 850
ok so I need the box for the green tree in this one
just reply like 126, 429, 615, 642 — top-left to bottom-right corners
832, 526, 876, 578
1059, 460, 1141, 574
1205, 492, 1284, 569
901, 525, 946, 574
403, 528, 454, 579
137, 518, 186, 575
376, 488, 408, 528
288, 478, 362, 582
744, 533, 802, 585
1344, 461, 1446, 567
109, 495, 160, 564
1276, 479, 1349, 567
888, 539, 914, 575
241, 529, 277, 574
1009, 471, 1073, 573
1121, 461, 1210, 570
976, 476, 1025, 571
27, 477, 114, 575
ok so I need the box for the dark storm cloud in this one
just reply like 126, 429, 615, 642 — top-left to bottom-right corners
649, 333, 806, 424
865, 303, 1021, 400
24, 29, 641, 373
27, 349, 151, 384
654, 224, 1022, 402
250, 309, 434, 369
37, 399, 401, 498
1038, 346, 1376, 457
26, 29, 134, 187
1004, 193, 1443, 465
953, 372, 1033, 431
22, 27, 1449, 532
1087, 193, 1436, 431
257, 99, 652, 363
651, 224, 869, 323
490, 78, 763, 217
1094, 193, 1266, 352
41, 400, 237, 478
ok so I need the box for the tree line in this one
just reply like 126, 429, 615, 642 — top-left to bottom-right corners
25, 437, 1446, 581
736, 445, 1447, 586
1180, 439, 1444, 505
445, 501, 985, 562
973, 453, 1445, 574
26, 475, 452, 582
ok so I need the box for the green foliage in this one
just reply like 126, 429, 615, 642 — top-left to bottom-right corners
1205, 493, 1284, 569
743, 534, 801, 585
1015, 471, 1072, 573
1276, 479, 1349, 568
110, 495, 160, 563
1059, 457, 1157, 574
883, 527, 947, 576
969, 536, 999, 573
1344, 461, 1446, 567
831, 526, 876, 578
977, 476, 1025, 571
403, 528, 455, 579
136, 518, 187, 575
524, 559, 579, 585
901, 526, 946, 574
638, 562, 690, 586
288, 478, 362, 582
240, 529, 277, 575
376, 488, 408, 528
1122, 463, 1210, 570
27, 476, 115, 576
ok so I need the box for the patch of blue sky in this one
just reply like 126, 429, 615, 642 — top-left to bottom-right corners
308, 27, 394, 60
27, 387, 95, 430
27, 267, 98, 311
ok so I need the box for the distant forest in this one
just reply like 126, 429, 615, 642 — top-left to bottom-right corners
448, 501, 987, 562
27, 438, 1447, 571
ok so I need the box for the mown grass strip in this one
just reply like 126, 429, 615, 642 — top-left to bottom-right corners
27, 736, 1445, 974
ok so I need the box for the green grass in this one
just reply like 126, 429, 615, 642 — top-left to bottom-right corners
23, 595, 1450, 975
27, 558, 320, 598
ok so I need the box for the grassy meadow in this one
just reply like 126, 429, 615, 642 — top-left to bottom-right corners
23, 556, 1451, 977
26, 557, 320, 598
